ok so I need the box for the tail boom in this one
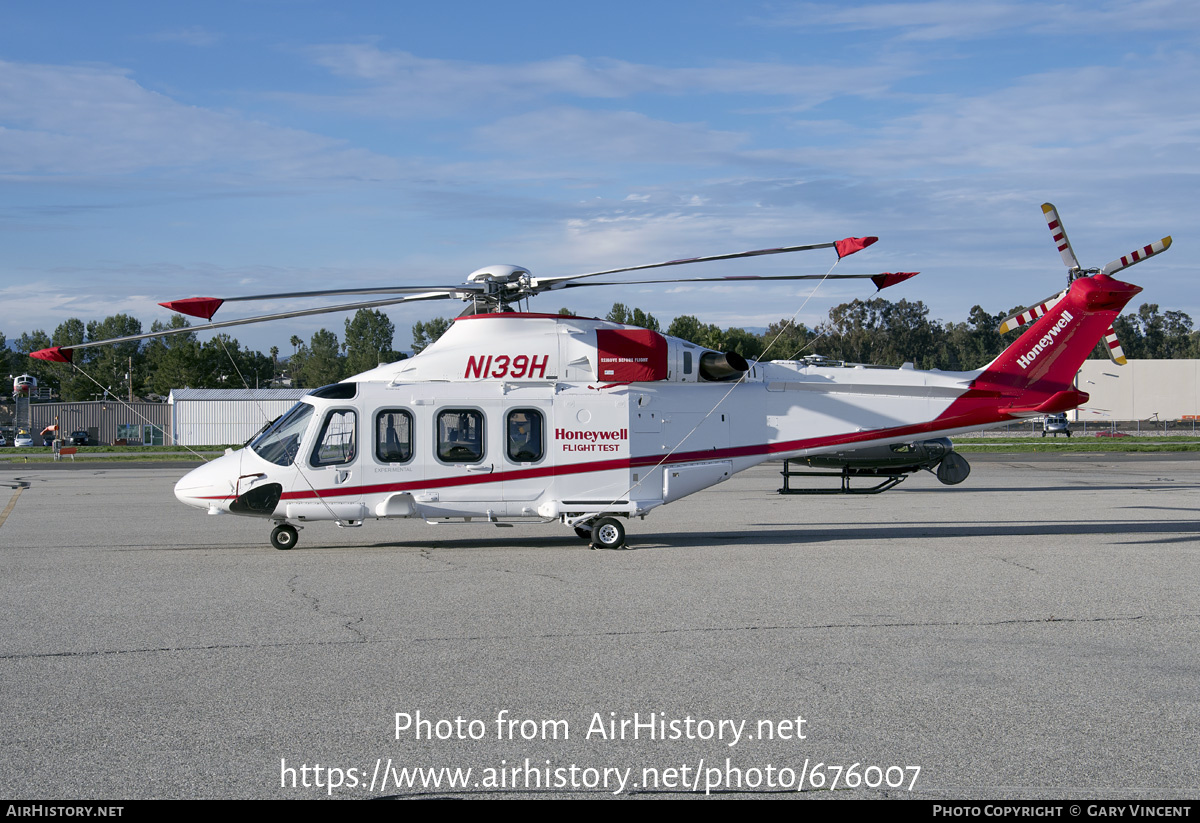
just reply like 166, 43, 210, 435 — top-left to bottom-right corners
930, 274, 1141, 429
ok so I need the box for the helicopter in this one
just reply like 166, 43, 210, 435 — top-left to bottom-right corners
28, 207, 1169, 550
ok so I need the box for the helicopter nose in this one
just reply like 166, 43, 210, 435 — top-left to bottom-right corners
174, 457, 235, 513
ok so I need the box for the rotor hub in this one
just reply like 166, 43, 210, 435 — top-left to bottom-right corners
466, 265, 531, 284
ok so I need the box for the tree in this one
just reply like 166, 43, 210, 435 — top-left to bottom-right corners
819, 298, 943, 368
411, 317, 453, 354
666, 315, 726, 350
1108, 303, 1199, 360
143, 315, 202, 395
83, 314, 143, 400
291, 329, 344, 388
344, 309, 402, 374
607, 303, 660, 331
51, 319, 90, 400
760, 320, 815, 361
723, 327, 765, 361
666, 315, 703, 344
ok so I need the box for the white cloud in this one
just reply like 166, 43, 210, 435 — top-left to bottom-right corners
473, 108, 748, 165
744, 55, 1200, 191
0, 61, 397, 181
145, 26, 223, 47
758, 0, 1200, 41
290, 43, 911, 118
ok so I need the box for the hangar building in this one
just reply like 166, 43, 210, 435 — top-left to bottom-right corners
1074, 360, 1200, 423
168, 389, 309, 446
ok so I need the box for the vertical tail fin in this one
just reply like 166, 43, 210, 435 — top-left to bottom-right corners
976, 274, 1141, 414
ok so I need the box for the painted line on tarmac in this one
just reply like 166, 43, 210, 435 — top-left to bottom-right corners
0, 481, 30, 529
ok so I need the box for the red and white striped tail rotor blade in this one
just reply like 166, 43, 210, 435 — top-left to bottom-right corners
997, 290, 1067, 334
1100, 236, 1172, 276
1103, 326, 1127, 366
1042, 203, 1081, 271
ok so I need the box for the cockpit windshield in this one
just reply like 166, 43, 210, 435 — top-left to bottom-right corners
250, 402, 314, 466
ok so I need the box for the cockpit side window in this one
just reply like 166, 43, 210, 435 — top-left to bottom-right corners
375, 409, 414, 463
506, 409, 544, 463
311, 409, 357, 466
250, 402, 314, 466
437, 409, 484, 463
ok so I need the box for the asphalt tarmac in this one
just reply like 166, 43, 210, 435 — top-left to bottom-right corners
2, 454, 1198, 800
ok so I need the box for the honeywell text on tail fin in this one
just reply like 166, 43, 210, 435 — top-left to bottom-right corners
976, 274, 1142, 415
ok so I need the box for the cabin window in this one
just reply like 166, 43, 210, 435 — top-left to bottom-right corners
506, 409, 544, 463
311, 409, 357, 466
375, 410, 414, 463
251, 402, 314, 466
437, 409, 485, 463
683, 350, 693, 375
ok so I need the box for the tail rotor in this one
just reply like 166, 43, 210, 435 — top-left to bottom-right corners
996, 203, 1172, 365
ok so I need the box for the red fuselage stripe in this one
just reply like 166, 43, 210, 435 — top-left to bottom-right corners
258, 391, 1008, 502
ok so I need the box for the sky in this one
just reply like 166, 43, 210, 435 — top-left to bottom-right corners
1, 0, 1196, 356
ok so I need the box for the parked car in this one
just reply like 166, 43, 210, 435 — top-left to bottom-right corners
1095, 430, 1129, 438
0, 434, 7, 447
14, 433, 34, 447
68, 430, 90, 446
1042, 413, 1071, 437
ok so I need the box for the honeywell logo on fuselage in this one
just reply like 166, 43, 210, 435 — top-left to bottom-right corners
1016, 310, 1074, 370
555, 428, 628, 453
555, 428, 628, 442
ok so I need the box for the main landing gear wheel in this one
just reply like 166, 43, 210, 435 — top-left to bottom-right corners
590, 517, 626, 550
574, 524, 593, 541
271, 524, 299, 551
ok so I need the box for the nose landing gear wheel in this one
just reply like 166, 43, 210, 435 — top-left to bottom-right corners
590, 517, 625, 550
271, 524, 299, 551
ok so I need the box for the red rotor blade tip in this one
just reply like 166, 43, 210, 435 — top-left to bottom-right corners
30, 346, 73, 363
159, 297, 224, 320
871, 272, 919, 290
835, 236, 878, 258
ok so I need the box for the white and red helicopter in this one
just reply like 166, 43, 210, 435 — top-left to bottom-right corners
30, 205, 1169, 550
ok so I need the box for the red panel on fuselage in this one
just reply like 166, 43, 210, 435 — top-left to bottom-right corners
595, 329, 668, 382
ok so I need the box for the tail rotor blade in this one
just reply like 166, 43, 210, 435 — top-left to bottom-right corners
1103, 326, 1127, 366
1100, 236, 1172, 275
1042, 203, 1081, 271
997, 290, 1067, 334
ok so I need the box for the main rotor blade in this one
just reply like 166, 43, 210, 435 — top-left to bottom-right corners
553, 271, 918, 291
531, 237, 879, 290
30, 292, 454, 363
1042, 203, 1081, 271
997, 290, 1067, 334
161, 284, 486, 320
1099, 236, 1172, 275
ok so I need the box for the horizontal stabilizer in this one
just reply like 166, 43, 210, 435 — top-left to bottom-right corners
1005, 389, 1090, 417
